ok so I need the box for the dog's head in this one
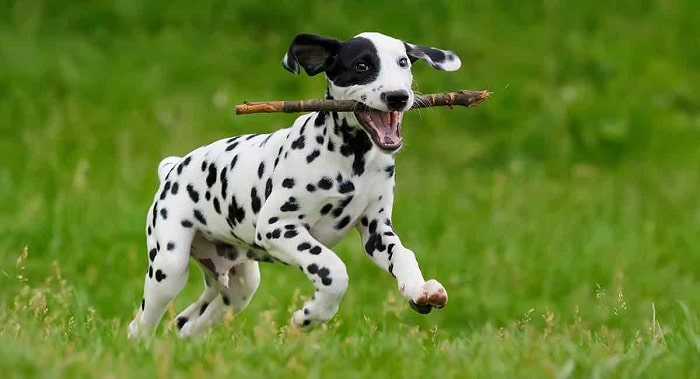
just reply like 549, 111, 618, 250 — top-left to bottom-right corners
282, 32, 461, 153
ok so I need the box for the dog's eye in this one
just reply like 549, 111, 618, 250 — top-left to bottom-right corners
354, 62, 369, 72
398, 57, 409, 68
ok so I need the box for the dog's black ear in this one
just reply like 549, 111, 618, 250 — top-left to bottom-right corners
282, 34, 342, 76
404, 42, 461, 71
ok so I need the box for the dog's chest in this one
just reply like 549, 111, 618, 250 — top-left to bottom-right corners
303, 171, 385, 246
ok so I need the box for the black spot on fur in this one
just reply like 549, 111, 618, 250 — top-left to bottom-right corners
181, 219, 193, 228
284, 230, 298, 238
369, 220, 378, 234
317, 267, 332, 286
306, 150, 321, 163
147, 226, 152, 236
315, 112, 327, 126
282, 178, 295, 188
171, 182, 179, 195
306, 184, 316, 192
141, 298, 145, 311
251, 188, 261, 214
318, 177, 333, 190
148, 266, 153, 278
360, 217, 368, 226
268, 217, 279, 224
297, 242, 311, 251
336, 120, 373, 176
187, 184, 200, 203
199, 302, 209, 315
201, 161, 208, 171
166, 242, 175, 251
220, 167, 228, 198
227, 197, 246, 226
149, 248, 157, 262
336, 215, 351, 229
265, 178, 273, 200
205, 191, 211, 201
177, 317, 188, 329
151, 202, 158, 227
230, 155, 239, 170
206, 164, 217, 188
270, 229, 281, 239
291, 135, 305, 150
160, 182, 171, 200
365, 232, 386, 256
155, 269, 167, 282
260, 134, 272, 147
309, 246, 322, 255
332, 196, 353, 218
281, 197, 299, 212
160, 208, 167, 219
213, 197, 221, 214
222, 295, 230, 306
307, 263, 319, 274
339, 181, 355, 194
387, 243, 395, 260
316, 135, 324, 144
385, 165, 395, 178
320, 203, 333, 215
194, 209, 207, 225
257, 162, 265, 179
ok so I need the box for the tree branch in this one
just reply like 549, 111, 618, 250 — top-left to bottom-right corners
234, 89, 490, 115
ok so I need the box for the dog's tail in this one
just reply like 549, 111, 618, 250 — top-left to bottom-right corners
157, 156, 181, 182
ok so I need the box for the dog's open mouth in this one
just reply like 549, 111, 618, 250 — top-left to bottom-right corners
355, 110, 403, 151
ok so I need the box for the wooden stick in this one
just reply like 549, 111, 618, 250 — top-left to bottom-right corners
234, 89, 490, 115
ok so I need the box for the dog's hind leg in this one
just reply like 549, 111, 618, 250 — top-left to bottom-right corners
174, 272, 221, 338
178, 260, 261, 337
128, 201, 195, 339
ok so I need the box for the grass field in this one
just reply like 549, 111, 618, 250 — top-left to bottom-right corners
1, 1, 700, 377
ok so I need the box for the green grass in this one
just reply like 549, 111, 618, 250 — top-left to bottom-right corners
1, 0, 700, 377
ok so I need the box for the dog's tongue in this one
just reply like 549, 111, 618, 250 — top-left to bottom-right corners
357, 111, 403, 149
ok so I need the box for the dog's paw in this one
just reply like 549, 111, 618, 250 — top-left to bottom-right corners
290, 309, 317, 330
408, 279, 447, 314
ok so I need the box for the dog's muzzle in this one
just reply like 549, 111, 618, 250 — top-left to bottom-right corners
355, 110, 404, 152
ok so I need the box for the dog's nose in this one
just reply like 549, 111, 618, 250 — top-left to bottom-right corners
380, 90, 410, 111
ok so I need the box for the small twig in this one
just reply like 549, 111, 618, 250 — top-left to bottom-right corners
234, 89, 490, 115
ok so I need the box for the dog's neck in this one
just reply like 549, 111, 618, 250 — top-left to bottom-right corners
304, 87, 390, 176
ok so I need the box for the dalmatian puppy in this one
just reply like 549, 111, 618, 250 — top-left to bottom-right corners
128, 32, 461, 338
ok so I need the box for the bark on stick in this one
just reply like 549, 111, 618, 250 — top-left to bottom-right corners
234, 89, 490, 115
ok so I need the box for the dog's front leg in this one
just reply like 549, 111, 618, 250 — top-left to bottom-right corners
357, 198, 447, 314
257, 209, 349, 329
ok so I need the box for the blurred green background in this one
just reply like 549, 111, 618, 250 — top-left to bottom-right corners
1, 0, 699, 377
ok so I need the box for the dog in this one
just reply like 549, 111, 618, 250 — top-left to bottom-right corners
128, 32, 461, 338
